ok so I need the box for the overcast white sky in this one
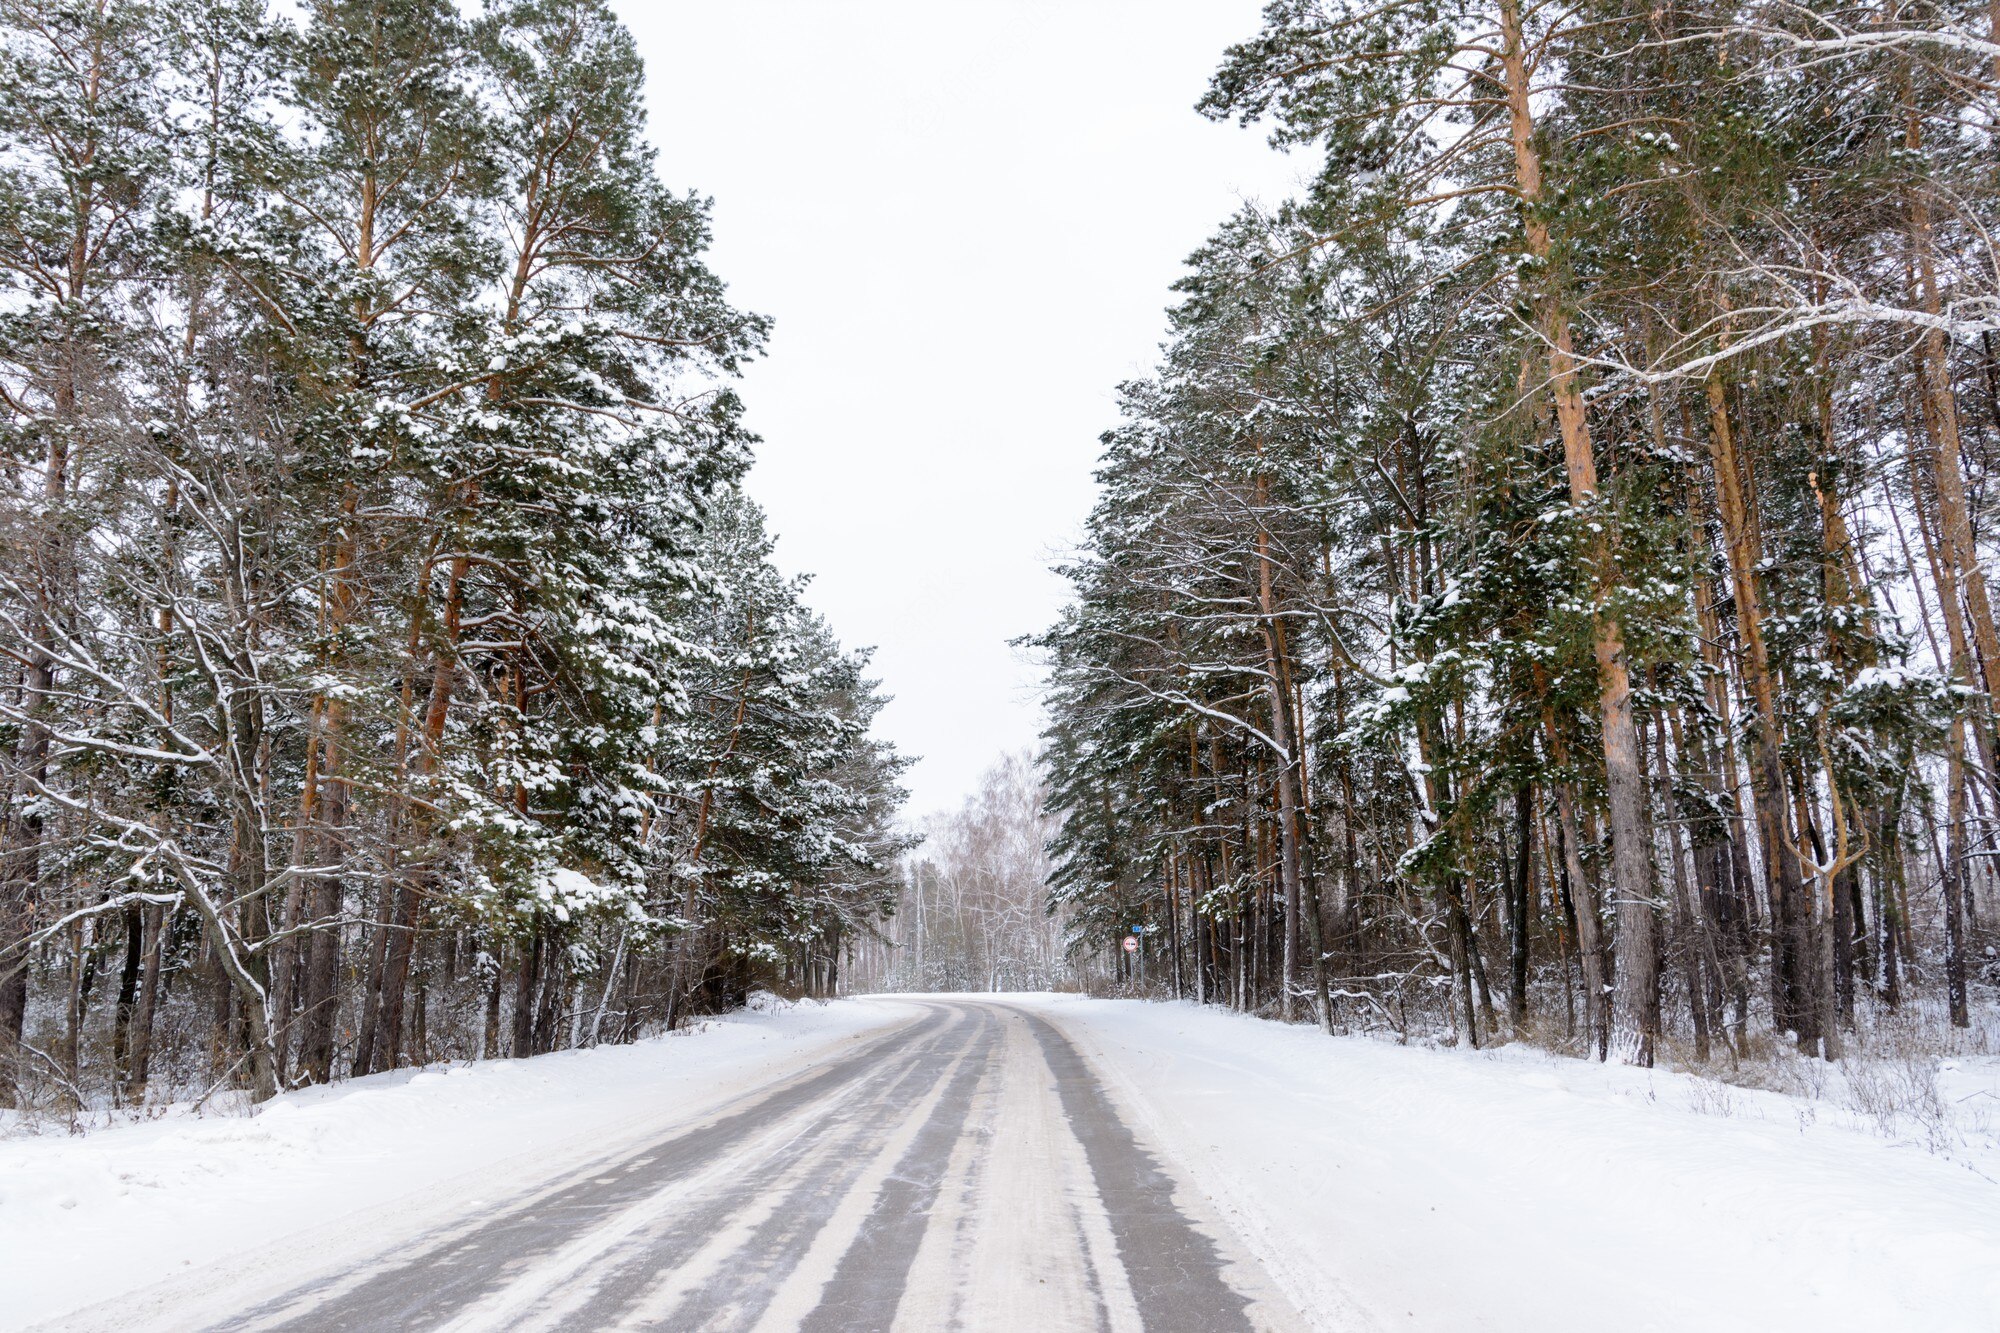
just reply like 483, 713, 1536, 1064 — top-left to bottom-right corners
618, 2, 1302, 818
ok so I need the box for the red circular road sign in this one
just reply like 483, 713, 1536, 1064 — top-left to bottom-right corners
1121, 935, 1139, 953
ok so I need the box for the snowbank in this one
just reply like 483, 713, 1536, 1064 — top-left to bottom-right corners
1017, 994, 2000, 1333
0, 997, 912, 1330
9, 992, 1995, 1332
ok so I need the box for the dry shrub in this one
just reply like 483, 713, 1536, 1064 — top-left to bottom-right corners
1510, 1008, 1589, 1060
1683, 1076, 1739, 1119
1841, 1049, 1951, 1152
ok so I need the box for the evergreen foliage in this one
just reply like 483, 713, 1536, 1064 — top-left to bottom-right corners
0, 0, 908, 1110
1038, 0, 2000, 1061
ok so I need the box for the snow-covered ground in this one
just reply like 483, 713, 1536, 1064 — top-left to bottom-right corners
1021, 994, 2000, 1333
4, 993, 1997, 1331
0, 997, 908, 1330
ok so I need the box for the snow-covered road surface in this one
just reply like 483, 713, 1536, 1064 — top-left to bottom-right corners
11, 993, 1999, 1331
31, 998, 1305, 1332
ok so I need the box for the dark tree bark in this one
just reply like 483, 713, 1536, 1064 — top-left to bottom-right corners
1509, 784, 1533, 1027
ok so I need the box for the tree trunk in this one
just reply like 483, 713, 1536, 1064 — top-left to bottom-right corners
512, 930, 542, 1057
1509, 783, 1533, 1027
1909, 112, 2000, 727
0, 428, 67, 1107
1652, 708, 1710, 1062
177, 866, 279, 1103
112, 904, 144, 1099
1499, 0, 1656, 1064
1253, 476, 1306, 1021
1945, 720, 1974, 1028
297, 505, 359, 1085
1541, 683, 1609, 1057
124, 903, 165, 1103
1703, 369, 1815, 1048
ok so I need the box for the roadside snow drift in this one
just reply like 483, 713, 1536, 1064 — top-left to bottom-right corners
4, 993, 1996, 1332
0, 998, 909, 1330
1017, 995, 2000, 1333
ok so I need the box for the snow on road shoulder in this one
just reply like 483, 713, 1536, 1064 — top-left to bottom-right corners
0, 996, 913, 1331
1013, 994, 2000, 1333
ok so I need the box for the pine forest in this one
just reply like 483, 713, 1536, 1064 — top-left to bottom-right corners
0, 0, 909, 1114
7, 0, 2000, 1124
6, 4, 2000, 1328
1035, 0, 2000, 1067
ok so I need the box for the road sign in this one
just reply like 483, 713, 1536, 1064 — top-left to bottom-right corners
1121, 935, 1138, 953
1130, 925, 1144, 934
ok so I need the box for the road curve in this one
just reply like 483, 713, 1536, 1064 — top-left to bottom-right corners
129, 999, 1309, 1332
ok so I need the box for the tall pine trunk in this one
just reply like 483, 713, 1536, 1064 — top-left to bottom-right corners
1499, 0, 1656, 1064
1254, 477, 1306, 1022
1701, 369, 1815, 1047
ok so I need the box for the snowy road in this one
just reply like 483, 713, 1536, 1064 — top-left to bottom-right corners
23, 992, 1994, 1331
104, 999, 1305, 1332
